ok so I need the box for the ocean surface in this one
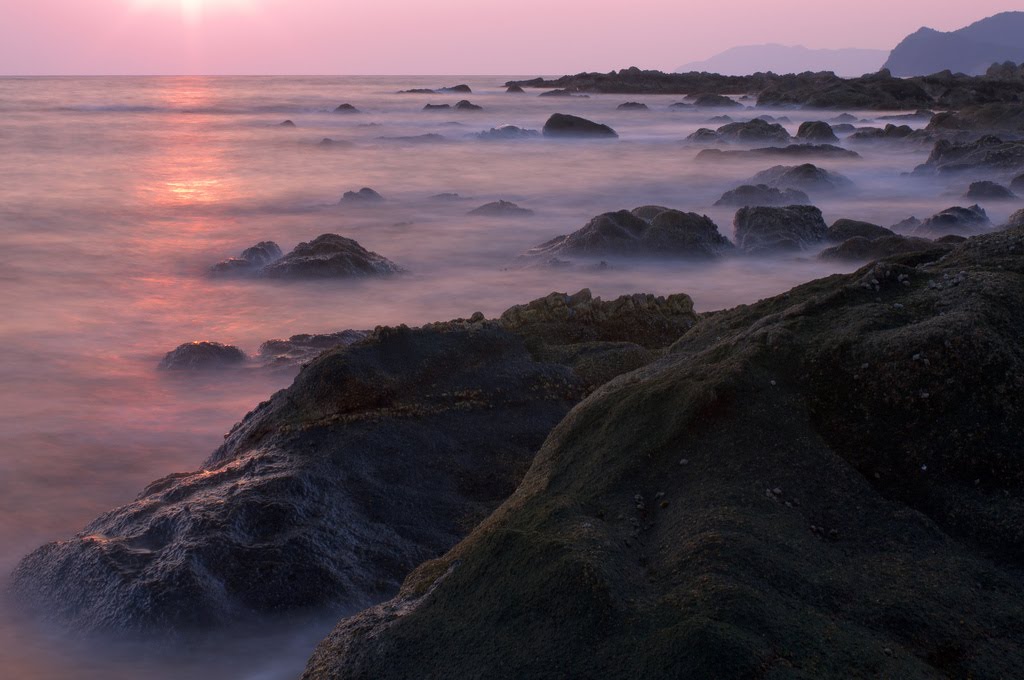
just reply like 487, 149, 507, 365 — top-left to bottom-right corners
0, 75, 1011, 679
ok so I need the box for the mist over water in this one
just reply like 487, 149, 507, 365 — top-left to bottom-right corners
0, 75, 1012, 679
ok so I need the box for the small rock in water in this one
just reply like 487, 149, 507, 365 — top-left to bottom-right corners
454, 100, 482, 111
468, 200, 534, 217
158, 341, 247, 371
340, 187, 385, 204
542, 113, 618, 138
334, 103, 360, 113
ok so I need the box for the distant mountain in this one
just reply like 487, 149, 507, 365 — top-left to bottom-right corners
884, 12, 1024, 76
677, 44, 887, 77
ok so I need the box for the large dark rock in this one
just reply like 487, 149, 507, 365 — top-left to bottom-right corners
422, 103, 451, 111
912, 205, 992, 236
542, 114, 618, 138
524, 207, 733, 260
796, 121, 839, 143
691, 93, 742, 108
340, 187, 385, 204
303, 227, 1024, 680
12, 286, 699, 635
258, 331, 369, 367
688, 118, 791, 145
926, 104, 1024, 133
468, 201, 534, 217
454, 100, 482, 111
538, 89, 589, 98
506, 85, 525, 93
734, 205, 828, 253
158, 342, 247, 371
826, 219, 895, 242
334, 104, 360, 113
441, 84, 472, 93
750, 163, 853, 193
1008, 209, 1024, 228
714, 184, 810, 207
964, 181, 1017, 200
819, 234, 947, 260
696, 144, 860, 161
617, 102, 649, 110
210, 241, 283, 276
915, 136, 1024, 175
260, 234, 404, 279
847, 123, 916, 143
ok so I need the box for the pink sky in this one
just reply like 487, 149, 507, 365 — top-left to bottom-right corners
1, 0, 1022, 75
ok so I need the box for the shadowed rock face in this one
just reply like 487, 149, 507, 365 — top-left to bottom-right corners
714, 184, 810, 207
926, 103, 1024, 133
302, 227, 1024, 680
819, 234, 948, 261
158, 341, 247, 371
688, 118, 791, 145
11, 288, 701, 636
1008, 209, 1024, 228
542, 114, 617, 138
454, 100, 482, 111
1011, 172, 1024, 193
617, 101, 648, 110
826, 219, 895, 242
260, 234, 404, 279
750, 163, 853, 193
915, 136, 1024, 175
912, 205, 991, 236
691, 93, 742, 108
847, 123, 916, 143
734, 205, 827, 253
964, 181, 1017, 200
334, 104, 359, 113
210, 241, 283, 276
523, 207, 732, 260
796, 120, 838, 143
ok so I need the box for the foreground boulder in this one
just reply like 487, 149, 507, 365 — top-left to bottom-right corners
734, 205, 827, 253
750, 164, 853, 193
158, 341, 247, 371
714, 184, 810, 207
260, 234, 404, 279
304, 227, 1024, 680
796, 121, 838, 143
542, 114, 618, 138
210, 241, 283, 276
12, 288, 700, 634
523, 207, 732, 260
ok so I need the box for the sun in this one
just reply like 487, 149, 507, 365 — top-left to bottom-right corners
132, 0, 255, 22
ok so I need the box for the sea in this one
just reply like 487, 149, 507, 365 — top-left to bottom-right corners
0, 75, 1009, 679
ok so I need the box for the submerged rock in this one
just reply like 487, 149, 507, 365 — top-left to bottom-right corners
422, 103, 451, 111
261, 234, 404, 279
691, 93, 742, 108
334, 103, 360, 113
617, 102, 649, 110
278, 120, 296, 127
158, 341, 247, 371
340, 187, 385, 204
303, 225, 1024, 680
714, 184, 810, 207
796, 121, 839, 143
542, 114, 618, 138
210, 241, 283, 276
688, 118, 791, 145
454, 100, 482, 111
538, 89, 589, 98
734, 205, 827, 253
964, 181, 1017, 201
913, 205, 992, 236
819, 234, 946, 260
750, 163, 853, 193
524, 207, 732, 260
476, 125, 539, 140
696, 144, 860, 161
826, 219, 894, 242
440, 84, 472, 93
847, 123, 916, 143
468, 201, 534, 217
506, 84, 525, 93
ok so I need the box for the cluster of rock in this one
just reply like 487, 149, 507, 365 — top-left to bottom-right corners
211, 233, 403, 280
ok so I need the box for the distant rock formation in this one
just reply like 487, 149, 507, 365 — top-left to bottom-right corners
884, 12, 1024, 76
749, 164, 853, 193
678, 44, 887, 78
340, 187, 385, 203
467, 201, 534, 217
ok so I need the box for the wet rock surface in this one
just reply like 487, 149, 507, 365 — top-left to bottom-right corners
260, 234, 405, 279
210, 241, 283, 276
687, 118, 791, 145
12, 286, 702, 634
911, 205, 992, 236
714, 184, 810, 207
734, 205, 828, 253
542, 114, 617, 138
826, 219, 895, 242
303, 227, 1024, 680
158, 341, 247, 371
523, 206, 733, 260
796, 120, 838, 143
257, 331, 370, 367
964, 181, 1017, 200
750, 163, 853, 193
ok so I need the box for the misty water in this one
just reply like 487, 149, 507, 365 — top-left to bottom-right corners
0, 75, 1016, 679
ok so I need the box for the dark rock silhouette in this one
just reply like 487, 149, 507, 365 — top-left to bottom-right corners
796, 121, 838, 143
826, 219, 894, 243
734, 205, 827, 253
912, 205, 992, 236
964, 181, 1017, 201
820, 234, 946, 260
278, 120, 296, 127
697, 144, 860, 161
260, 234, 404, 279
303, 226, 1024, 680
441, 84, 472, 93
884, 12, 1024, 76
691, 93, 742, 108
340, 187, 385, 204
617, 102, 649, 110
714, 184, 810, 207
258, 331, 369, 367
542, 114, 618, 138
915, 136, 1024, 175
468, 201, 534, 217
524, 207, 732, 260
454, 100, 482, 111
334, 104, 359, 113
538, 89, 589, 98
750, 163, 853, 193
158, 342, 247, 371
476, 125, 539, 140
210, 241, 283, 276
687, 118, 791, 145
422, 104, 451, 111
927, 103, 1024, 134
847, 124, 916, 143
506, 84, 525, 93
